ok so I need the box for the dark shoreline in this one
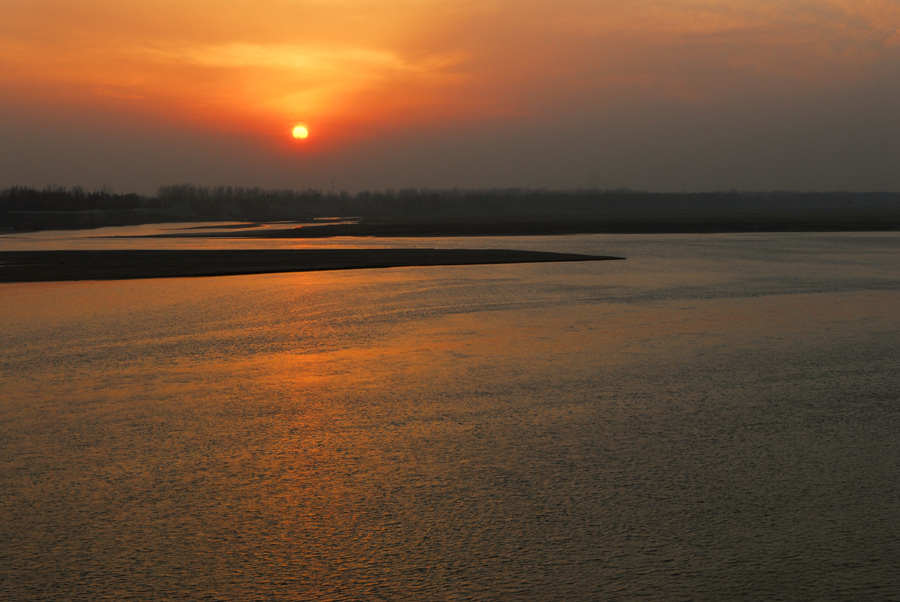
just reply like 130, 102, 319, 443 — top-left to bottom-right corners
5, 187, 899, 233
0, 249, 624, 283
124, 214, 900, 239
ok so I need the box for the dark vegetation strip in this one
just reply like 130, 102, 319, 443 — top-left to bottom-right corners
0, 249, 624, 283
2, 185, 898, 233
139, 214, 900, 238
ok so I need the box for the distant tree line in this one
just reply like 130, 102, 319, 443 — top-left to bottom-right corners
2, 184, 898, 232
0, 186, 142, 212
155, 184, 341, 221
0, 186, 148, 230
153, 185, 900, 220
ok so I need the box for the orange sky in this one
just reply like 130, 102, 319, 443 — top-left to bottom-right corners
2, 0, 899, 192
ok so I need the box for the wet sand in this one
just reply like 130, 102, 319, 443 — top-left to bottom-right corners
0, 249, 624, 283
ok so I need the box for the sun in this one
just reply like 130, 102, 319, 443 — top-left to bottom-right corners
292, 125, 309, 140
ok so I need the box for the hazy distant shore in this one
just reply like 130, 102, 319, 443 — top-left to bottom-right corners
0, 249, 623, 283
4, 187, 898, 234
132, 215, 900, 239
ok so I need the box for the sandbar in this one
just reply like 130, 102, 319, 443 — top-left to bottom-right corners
0, 249, 624, 283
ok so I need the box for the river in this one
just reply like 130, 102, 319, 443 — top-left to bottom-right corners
1, 230, 898, 600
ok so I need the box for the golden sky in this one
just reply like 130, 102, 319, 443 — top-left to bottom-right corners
2, 0, 899, 192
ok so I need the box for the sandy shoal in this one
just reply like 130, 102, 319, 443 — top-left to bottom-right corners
0, 249, 623, 283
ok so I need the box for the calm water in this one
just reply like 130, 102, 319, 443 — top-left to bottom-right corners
1, 232, 899, 601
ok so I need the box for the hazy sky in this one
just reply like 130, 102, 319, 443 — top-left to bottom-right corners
2, 0, 899, 194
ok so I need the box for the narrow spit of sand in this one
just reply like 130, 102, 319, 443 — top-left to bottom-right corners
0, 249, 624, 283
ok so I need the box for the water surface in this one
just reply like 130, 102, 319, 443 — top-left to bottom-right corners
1, 232, 898, 600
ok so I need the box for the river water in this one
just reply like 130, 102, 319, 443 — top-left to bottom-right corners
1, 230, 898, 600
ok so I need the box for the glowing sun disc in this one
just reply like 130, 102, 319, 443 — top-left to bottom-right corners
292, 125, 309, 139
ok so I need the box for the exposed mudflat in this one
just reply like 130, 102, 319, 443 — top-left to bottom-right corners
0, 249, 624, 282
